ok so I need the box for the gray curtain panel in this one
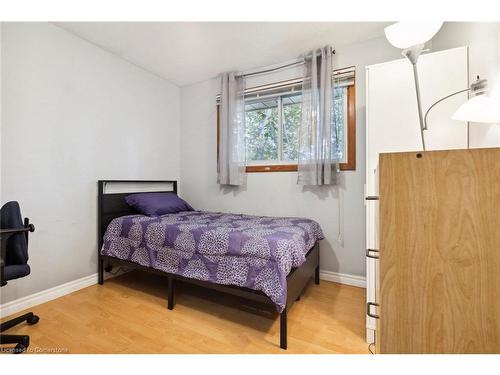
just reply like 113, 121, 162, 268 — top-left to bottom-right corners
217, 72, 246, 186
297, 46, 339, 185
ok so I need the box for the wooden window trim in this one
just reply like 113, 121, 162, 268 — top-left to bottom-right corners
341, 84, 356, 171
246, 164, 298, 173
217, 84, 356, 173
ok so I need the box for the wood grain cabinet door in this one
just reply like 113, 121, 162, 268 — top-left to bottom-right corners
378, 148, 500, 353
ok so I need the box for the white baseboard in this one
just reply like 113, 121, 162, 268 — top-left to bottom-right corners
320, 270, 366, 288
1, 268, 364, 318
0, 273, 98, 318
0, 269, 126, 318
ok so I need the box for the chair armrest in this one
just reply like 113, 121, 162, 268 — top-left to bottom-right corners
0, 225, 34, 236
0, 225, 35, 264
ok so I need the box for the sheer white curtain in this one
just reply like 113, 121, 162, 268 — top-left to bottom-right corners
297, 46, 339, 185
217, 72, 246, 186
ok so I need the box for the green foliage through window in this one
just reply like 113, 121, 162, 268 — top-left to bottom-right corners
245, 87, 348, 164
244, 99, 279, 161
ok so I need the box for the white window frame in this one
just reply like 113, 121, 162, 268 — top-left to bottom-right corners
244, 92, 302, 166
244, 83, 351, 166
332, 86, 349, 164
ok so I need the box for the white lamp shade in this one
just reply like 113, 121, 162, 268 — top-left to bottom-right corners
453, 95, 500, 123
384, 22, 444, 49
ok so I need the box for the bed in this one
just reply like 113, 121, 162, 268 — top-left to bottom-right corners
97, 180, 323, 350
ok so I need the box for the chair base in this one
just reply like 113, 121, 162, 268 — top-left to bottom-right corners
0, 334, 29, 353
0, 312, 39, 354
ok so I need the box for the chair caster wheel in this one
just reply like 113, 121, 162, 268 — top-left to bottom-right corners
13, 343, 27, 354
27, 315, 39, 325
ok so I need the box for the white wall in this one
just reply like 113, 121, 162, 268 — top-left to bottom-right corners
0, 23, 181, 303
180, 36, 402, 278
433, 22, 500, 147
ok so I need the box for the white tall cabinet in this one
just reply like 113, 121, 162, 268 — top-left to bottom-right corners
365, 46, 469, 343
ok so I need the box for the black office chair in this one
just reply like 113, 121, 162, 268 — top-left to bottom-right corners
0, 201, 39, 354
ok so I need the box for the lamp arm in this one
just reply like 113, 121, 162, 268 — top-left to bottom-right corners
411, 62, 426, 151
423, 88, 471, 131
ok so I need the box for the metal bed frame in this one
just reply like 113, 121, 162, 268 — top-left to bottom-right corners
97, 180, 320, 350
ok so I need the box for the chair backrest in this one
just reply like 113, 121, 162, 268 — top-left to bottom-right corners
0, 201, 28, 266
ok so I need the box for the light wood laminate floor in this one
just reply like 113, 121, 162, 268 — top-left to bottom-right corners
1, 271, 369, 354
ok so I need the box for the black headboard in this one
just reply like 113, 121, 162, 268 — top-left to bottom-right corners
97, 180, 177, 249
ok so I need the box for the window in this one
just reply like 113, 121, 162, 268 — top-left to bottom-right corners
244, 93, 303, 165
217, 67, 356, 172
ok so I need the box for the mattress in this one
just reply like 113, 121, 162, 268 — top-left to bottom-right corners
101, 211, 324, 312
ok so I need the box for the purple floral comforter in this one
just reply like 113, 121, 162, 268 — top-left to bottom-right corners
102, 211, 324, 312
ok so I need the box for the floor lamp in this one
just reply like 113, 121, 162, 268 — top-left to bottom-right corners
384, 22, 444, 150
385, 22, 500, 149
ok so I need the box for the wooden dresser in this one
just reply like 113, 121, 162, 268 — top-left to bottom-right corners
372, 148, 500, 353
364, 46, 469, 343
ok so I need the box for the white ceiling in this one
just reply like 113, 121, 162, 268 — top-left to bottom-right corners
55, 22, 391, 87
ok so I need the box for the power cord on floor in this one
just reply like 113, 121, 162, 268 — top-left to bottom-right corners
368, 342, 376, 354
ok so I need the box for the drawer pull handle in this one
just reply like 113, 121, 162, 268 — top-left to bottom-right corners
365, 196, 379, 201
366, 249, 379, 259
367, 302, 380, 319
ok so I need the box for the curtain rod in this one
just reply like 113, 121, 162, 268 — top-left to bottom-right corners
236, 47, 336, 79
215, 65, 354, 102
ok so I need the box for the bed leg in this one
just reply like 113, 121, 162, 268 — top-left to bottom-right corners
315, 265, 320, 285
280, 308, 287, 350
167, 277, 175, 310
98, 257, 104, 285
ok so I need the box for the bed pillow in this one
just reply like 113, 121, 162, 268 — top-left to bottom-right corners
125, 192, 194, 216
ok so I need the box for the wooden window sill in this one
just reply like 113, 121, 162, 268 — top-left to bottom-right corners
246, 164, 298, 173
245, 163, 355, 173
